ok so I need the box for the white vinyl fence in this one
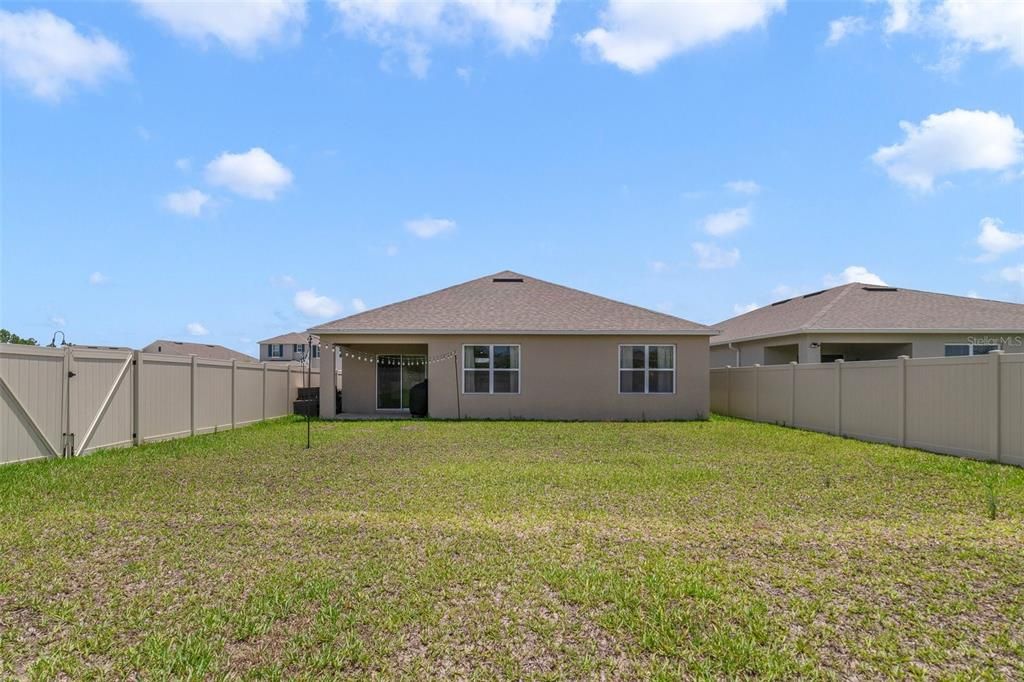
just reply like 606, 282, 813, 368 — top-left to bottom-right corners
711, 352, 1023, 467
1, 344, 325, 465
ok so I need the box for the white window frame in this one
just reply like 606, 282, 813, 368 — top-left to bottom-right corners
268, 344, 283, 358
462, 344, 521, 395
617, 344, 676, 395
294, 343, 304, 354
311, 345, 320, 359
944, 343, 1000, 357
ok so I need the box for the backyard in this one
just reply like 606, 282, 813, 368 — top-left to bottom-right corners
1, 416, 1022, 679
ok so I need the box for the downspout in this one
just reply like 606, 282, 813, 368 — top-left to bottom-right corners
728, 342, 740, 367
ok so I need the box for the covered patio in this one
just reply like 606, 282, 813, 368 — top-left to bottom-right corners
320, 343, 430, 417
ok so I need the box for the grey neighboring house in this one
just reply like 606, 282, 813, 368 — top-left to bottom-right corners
710, 283, 1024, 367
310, 271, 716, 420
258, 332, 322, 370
143, 340, 257, 363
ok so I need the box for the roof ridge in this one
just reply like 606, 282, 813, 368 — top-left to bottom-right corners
802, 283, 858, 330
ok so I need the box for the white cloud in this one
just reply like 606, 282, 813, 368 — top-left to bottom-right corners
701, 207, 751, 237
649, 260, 669, 274
329, 0, 556, 77
205, 148, 293, 200
966, 290, 980, 298
186, 322, 209, 336
271, 274, 297, 288
133, 0, 306, 55
771, 283, 795, 298
0, 9, 127, 101
578, 0, 785, 73
724, 180, 760, 194
824, 265, 887, 287
884, 0, 920, 34
294, 289, 342, 318
826, 16, 868, 46
693, 242, 740, 269
1001, 264, 1024, 283
872, 109, 1023, 191
976, 217, 1024, 262
385, 244, 399, 256
163, 188, 210, 217
937, 0, 1024, 66
456, 65, 472, 82
175, 157, 191, 172
733, 302, 760, 315
88, 271, 109, 285
50, 315, 66, 328
405, 217, 456, 238
351, 297, 367, 312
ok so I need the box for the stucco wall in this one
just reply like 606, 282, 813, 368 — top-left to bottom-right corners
712, 331, 1024, 367
321, 333, 710, 420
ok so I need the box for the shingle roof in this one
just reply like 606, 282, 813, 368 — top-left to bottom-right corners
258, 332, 319, 345
142, 340, 257, 363
712, 283, 1024, 345
310, 271, 714, 335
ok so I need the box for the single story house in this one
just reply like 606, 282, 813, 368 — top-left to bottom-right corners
310, 271, 715, 420
142, 339, 257, 363
710, 283, 1024, 367
258, 332, 322, 370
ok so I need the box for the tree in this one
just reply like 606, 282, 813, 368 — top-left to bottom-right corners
0, 329, 38, 345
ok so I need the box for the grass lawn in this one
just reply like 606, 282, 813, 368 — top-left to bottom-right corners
1, 416, 1023, 680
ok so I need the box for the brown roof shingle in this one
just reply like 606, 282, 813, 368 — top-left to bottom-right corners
712, 283, 1024, 345
258, 332, 319, 345
310, 271, 714, 335
142, 340, 257, 363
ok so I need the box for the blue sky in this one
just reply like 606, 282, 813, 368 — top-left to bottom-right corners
2, 0, 1023, 353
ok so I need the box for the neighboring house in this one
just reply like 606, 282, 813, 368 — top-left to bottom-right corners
258, 332, 321, 370
310, 271, 716, 420
710, 283, 1024, 367
143, 340, 257, 363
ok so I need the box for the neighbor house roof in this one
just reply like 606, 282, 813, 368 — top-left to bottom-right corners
310, 271, 715, 335
712, 283, 1024, 345
143, 340, 257, 363
258, 332, 319, 345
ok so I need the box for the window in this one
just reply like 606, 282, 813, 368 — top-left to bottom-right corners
268, 344, 283, 358
463, 345, 520, 394
311, 345, 320, 358
619, 345, 674, 394
294, 343, 304, 354
945, 343, 999, 357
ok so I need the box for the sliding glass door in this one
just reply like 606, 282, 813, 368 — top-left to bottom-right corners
376, 355, 426, 410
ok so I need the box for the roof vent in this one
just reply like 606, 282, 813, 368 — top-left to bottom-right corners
492, 277, 524, 283
802, 289, 826, 299
770, 297, 793, 306
862, 286, 898, 292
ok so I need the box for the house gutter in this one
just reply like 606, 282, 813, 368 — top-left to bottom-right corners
728, 342, 740, 367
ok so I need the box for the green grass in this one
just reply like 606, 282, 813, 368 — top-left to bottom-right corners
1, 416, 1022, 679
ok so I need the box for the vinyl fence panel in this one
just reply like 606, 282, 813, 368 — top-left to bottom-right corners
712, 352, 1020, 466
840, 360, 900, 445
1, 344, 309, 465
1001, 354, 1024, 467
0, 345, 64, 464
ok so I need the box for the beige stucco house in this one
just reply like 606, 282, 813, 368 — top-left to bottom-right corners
710, 283, 1024, 367
310, 271, 716, 420
143, 339, 257, 363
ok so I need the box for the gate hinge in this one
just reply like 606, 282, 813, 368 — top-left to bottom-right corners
68, 371, 77, 378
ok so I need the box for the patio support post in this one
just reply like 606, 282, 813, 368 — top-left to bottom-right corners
319, 342, 337, 418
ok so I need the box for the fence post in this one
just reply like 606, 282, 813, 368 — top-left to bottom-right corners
61, 345, 72, 456
262, 362, 268, 421
990, 351, 1003, 462
231, 359, 237, 430
896, 355, 908, 447
132, 350, 143, 445
753, 364, 761, 421
834, 359, 844, 435
789, 361, 797, 426
190, 355, 197, 436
